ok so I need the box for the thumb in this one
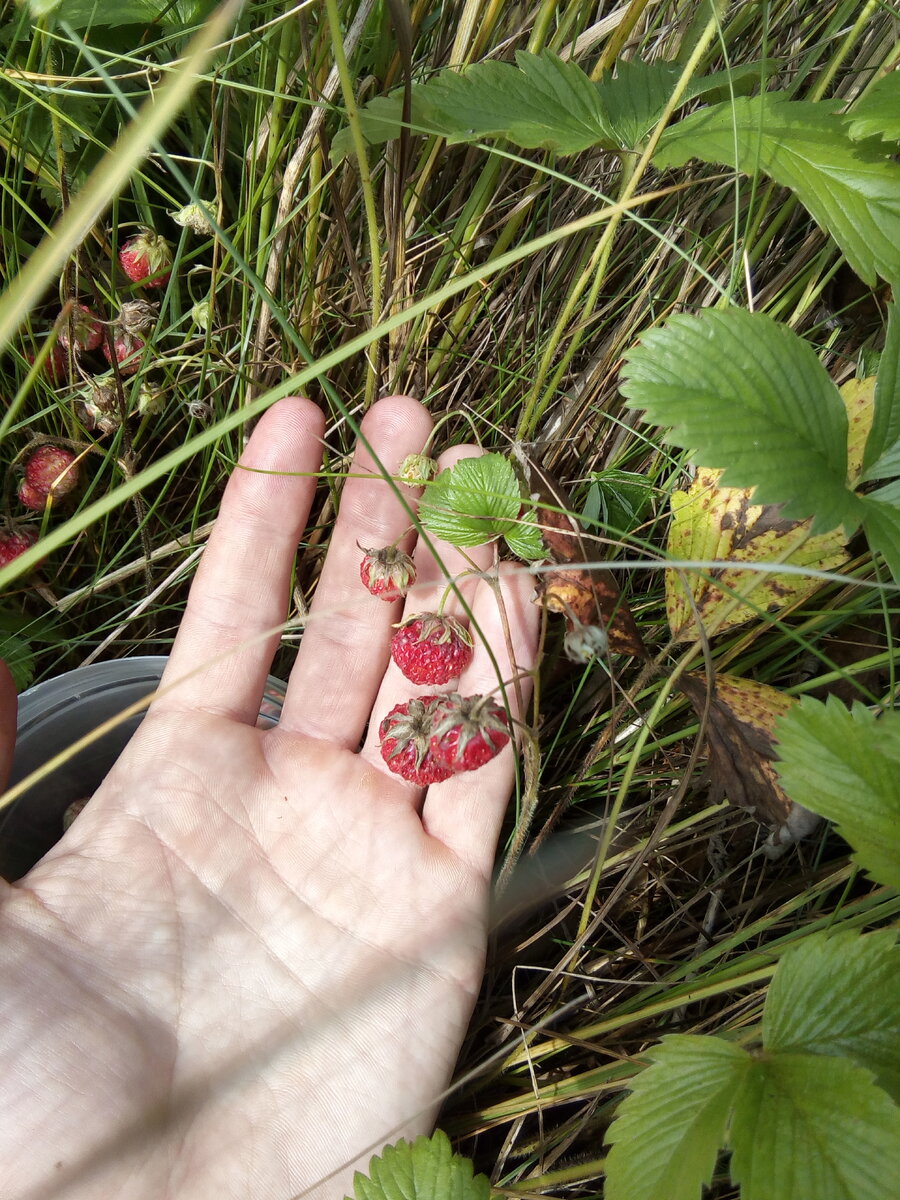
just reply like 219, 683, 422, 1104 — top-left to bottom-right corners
0, 660, 18, 793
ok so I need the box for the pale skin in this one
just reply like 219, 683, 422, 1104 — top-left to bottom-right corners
0, 396, 539, 1200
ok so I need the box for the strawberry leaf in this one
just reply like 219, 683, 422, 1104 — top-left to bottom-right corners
861, 299, 900, 482
860, 495, 900, 584
846, 73, 900, 143
596, 58, 776, 150
729, 1053, 900, 1200
604, 1034, 751, 1200
0, 632, 36, 691
763, 929, 900, 1102
347, 1130, 490, 1200
418, 453, 526, 547
337, 51, 614, 159
774, 696, 900, 890
503, 507, 545, 561
337, 52, 778, 158
655, 93, 900, 285
620, 308, 860, 534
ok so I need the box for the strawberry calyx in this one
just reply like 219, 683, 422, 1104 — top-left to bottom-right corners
429, 692, 510, 772
394, 611, 473, 648
360, 543, 417, 601
379, 695, 454, 784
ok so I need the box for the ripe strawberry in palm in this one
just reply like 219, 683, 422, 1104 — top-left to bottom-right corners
58, 304, 103, 353
379, 695, 454, 785
360, 544, 416, 602
429, 692, 510, 773
118, 228, 172, 289
390, 613, 474, 685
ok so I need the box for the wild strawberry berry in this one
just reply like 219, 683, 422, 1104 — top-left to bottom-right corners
26, 345, 69, 385
0, 526, 37, 568
379, 695, 454, 785
103, 330, 145, 376
24, 445, 80, 501
58, 304, 103, 353
360, 544, 417, 602
429, 693, 510, 773
18, 480, 48, 511
118, 229, 172, 289
390, 612, 474, 685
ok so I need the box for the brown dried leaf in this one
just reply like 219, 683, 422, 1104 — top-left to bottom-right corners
679, 672, 818, 847
519, 456, 647, 658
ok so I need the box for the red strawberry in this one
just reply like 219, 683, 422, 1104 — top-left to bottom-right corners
17, 480, 48, 511
26, 344, 69, 384
0, 526, 37, 567
103, 330, 145, 376
118, 229, 172, 289
429, 693, 510, 773
24, 445, 80, 501
360, 544, 417, 601
379, 695, 454, 785
58, 304, 103, 353
391, 612, 474, 685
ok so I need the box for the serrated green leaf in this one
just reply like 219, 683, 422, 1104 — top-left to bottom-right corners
0, 632, 36, 691
47, 1, 205, 28
774, 696, 900, 889
729, 1053, 900, 1200
418, 454, 523, 547
337, 53, 777, 159
604, 1034, 751, 1200
655, 93, 900, 285
582, 468, 654, 535
412, 51, 614, 154
503, 509, 544, 561
861, 300, 900, 481
620, 309, 859, 534
763, 929, 900, 1101
348, 1130, 491, 1200
594, 59, 775, 151
846, 73, 900, 143
860, 495, 900, 585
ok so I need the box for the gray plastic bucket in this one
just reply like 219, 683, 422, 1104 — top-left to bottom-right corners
0, 657, 285, 881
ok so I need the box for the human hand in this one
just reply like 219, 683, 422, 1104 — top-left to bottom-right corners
0, 396, 539, 1200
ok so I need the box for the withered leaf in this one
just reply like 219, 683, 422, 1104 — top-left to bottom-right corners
680, 672, 819, 849
667, 467, 848, 641
666, 377, 874, 643
517, 454, 648, 659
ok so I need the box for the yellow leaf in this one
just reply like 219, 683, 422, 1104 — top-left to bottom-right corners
840, 374, 876, 485
666, 468, 846, 642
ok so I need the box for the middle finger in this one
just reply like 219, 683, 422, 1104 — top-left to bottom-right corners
279, 395, 433, 747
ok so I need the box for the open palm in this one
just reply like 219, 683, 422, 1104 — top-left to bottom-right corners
0, 396, 538, 1200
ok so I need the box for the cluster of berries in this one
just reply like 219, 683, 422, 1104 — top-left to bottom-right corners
360, 543, 511, 783
30, 229, 171, 390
